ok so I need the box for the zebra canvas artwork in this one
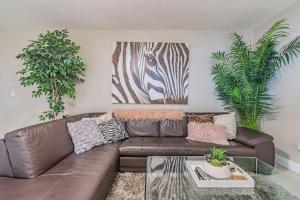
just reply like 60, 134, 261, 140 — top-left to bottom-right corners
112, 42, 189, 104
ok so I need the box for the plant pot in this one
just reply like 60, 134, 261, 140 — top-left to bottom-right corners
202, 161, 231, 179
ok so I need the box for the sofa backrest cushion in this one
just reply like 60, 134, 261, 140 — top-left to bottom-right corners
160, 119, 188, 137
5, 119, 74, 178
126, 120, 159, 137
0, 139, 13, 177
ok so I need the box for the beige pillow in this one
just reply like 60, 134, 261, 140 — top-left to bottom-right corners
186, 122, 229, 146
214, 112, 237, 140
94, 112, 113, 124
81, 112, 113, 125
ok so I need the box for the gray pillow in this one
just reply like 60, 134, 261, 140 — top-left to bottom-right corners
100, 116, 129, 143
67, 119, 106, 154
160, 119, 187, 137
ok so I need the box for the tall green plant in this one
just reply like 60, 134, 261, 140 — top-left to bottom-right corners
212, 19, 300, 130
17, 30, 86, 121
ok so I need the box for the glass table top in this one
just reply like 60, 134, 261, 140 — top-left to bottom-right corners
145, 156, 300, 200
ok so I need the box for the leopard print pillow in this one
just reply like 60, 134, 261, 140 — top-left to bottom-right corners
186, 113, 214, 123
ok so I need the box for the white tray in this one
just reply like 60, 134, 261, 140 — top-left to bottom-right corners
186, 160, 255, 189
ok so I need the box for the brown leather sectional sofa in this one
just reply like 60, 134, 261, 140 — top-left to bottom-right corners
0, 112, 275, 200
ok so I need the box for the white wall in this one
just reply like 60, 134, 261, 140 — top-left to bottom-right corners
254, 2, 300, 164
0, 29, 252, 138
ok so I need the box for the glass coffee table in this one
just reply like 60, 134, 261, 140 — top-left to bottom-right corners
145, 156, 300, 200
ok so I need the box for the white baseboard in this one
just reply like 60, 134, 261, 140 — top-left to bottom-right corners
275, 154, 300, 175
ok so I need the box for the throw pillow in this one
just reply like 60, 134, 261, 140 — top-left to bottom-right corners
94, 112, 113, 124
126, 120, 160, 137
100, 116, 129, 143
186, 113, 214, 123
214, 112, 237, 140
114, 109, 184, 121
160, 119, 188, 137
82, 112, 113, 125
67, 119, 106, 154
186, 122, 229, 145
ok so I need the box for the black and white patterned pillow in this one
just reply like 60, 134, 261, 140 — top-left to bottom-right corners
100, 116, 129, 143
67, 119, 107, 154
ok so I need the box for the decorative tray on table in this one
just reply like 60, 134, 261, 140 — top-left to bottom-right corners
186, 160, 255, 194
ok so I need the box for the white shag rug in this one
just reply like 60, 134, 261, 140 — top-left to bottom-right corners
106, 172, 300, 200
106, 173, 145, 200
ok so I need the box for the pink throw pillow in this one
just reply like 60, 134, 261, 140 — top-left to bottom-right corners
186, 122, 229, 145
114, 109, 184, 121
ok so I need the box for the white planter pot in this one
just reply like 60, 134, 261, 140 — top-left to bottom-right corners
202, 161, 231, 179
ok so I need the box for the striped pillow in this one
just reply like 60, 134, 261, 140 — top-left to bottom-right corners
100, 116, 129, 143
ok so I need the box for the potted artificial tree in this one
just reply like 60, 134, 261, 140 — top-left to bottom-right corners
16, 29, 86, 121
203, 148, 230, 179
212, 19, 300, 130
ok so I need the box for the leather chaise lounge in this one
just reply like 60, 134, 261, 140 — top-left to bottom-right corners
0, 112, 275, 200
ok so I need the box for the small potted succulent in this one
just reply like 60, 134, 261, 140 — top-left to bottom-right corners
203, 147, 230, 179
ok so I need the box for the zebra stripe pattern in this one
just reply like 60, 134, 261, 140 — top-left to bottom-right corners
112, 42, 189, 104
100, 116, 129, 143
146, 156, 190, 199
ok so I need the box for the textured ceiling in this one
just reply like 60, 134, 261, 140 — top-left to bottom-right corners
0, 0, 299, 30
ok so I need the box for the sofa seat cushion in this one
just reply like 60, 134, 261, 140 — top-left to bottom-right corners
0, 176, 62, 200
41, 174, 108, 200
0, 174, 106, 200
119, 137, 256, 157
44, 142, 120, 176
0, 142, 121, 200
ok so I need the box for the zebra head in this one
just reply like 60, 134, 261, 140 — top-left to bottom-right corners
142, 52, 166, 103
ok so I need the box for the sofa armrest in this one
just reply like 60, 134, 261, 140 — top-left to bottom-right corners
235, 127, 273, 147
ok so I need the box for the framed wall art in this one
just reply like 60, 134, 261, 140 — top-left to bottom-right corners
112, 42, 189, 104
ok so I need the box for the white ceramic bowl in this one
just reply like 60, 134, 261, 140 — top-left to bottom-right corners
202, 161, 231, 179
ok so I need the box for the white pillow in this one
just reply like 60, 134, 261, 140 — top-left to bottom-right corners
82, 112, 113, 125
67, 119, 106, 154
94, 112, 113, 125
214, 112, 237, 140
